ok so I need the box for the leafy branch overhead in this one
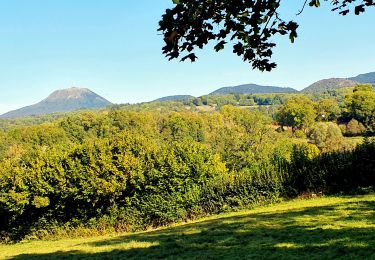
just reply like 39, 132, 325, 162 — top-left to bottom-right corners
159, 0, 374, 71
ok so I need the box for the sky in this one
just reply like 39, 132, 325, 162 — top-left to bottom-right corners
0, 1, 374, 114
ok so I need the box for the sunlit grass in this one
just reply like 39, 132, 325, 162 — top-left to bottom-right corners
1, 194, 375, 259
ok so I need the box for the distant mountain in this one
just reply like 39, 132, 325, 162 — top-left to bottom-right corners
210, 84, 297, 95
349, 72, 375, 86
0, 87, 112, 118
153, 95, 195, 102
302, 78, 360, 93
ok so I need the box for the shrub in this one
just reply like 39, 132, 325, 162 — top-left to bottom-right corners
294, 129, 306, 138
309, 122, 345, 152
346, 119, 366, 136
281, 140, 375, 196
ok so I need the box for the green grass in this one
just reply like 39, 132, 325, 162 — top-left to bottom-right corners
1, 194, 375, 259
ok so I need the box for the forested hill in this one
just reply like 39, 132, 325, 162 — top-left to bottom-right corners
302, 78, 360, 93
153, 95, 195, 102
349, 72, 375, 86
0, 87, 112, 118
210, 84, 297, 95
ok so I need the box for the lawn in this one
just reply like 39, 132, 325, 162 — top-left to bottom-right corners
1, 194, 375, 259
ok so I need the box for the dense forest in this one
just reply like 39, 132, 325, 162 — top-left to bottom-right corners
0, 85, 374, 242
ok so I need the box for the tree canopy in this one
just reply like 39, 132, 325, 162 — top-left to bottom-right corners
345, 84, 375, 132
159, 0, 374, 71
276, 96, 316, 132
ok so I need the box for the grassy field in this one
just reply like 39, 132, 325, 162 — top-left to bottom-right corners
1, 194, 375, 259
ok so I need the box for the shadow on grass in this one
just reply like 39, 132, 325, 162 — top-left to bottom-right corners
12, 199, 375, 259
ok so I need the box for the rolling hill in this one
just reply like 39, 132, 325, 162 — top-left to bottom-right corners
153, 95, 195, 102
302, 78, 360, 93
210, 84, 297, 95
0, 87, 112, 118
349, 72, 375, 86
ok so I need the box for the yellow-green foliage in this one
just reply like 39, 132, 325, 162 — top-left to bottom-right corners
309, 122, 345, 152
316, 99, 341, 121
345, 85, 375, 132
0, 105, 374, 242
345, 119, 366, 136
275, 96, 316, 131
0, 107, 284, 241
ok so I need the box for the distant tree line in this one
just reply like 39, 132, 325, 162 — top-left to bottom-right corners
275, 85, 375, 136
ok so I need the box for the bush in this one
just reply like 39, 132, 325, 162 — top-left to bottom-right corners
309, 122, 345, 152
294, 129, 306, 138
345, 119, 366, 136
281, 140, 375, 196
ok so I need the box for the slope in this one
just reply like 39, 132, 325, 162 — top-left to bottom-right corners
2, 194, 374, 259
0, 87, 112, 118
210, 84, 297, 95
302, 78, 360, 93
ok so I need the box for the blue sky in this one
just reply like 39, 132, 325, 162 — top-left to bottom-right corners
0, 1, 374, 113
